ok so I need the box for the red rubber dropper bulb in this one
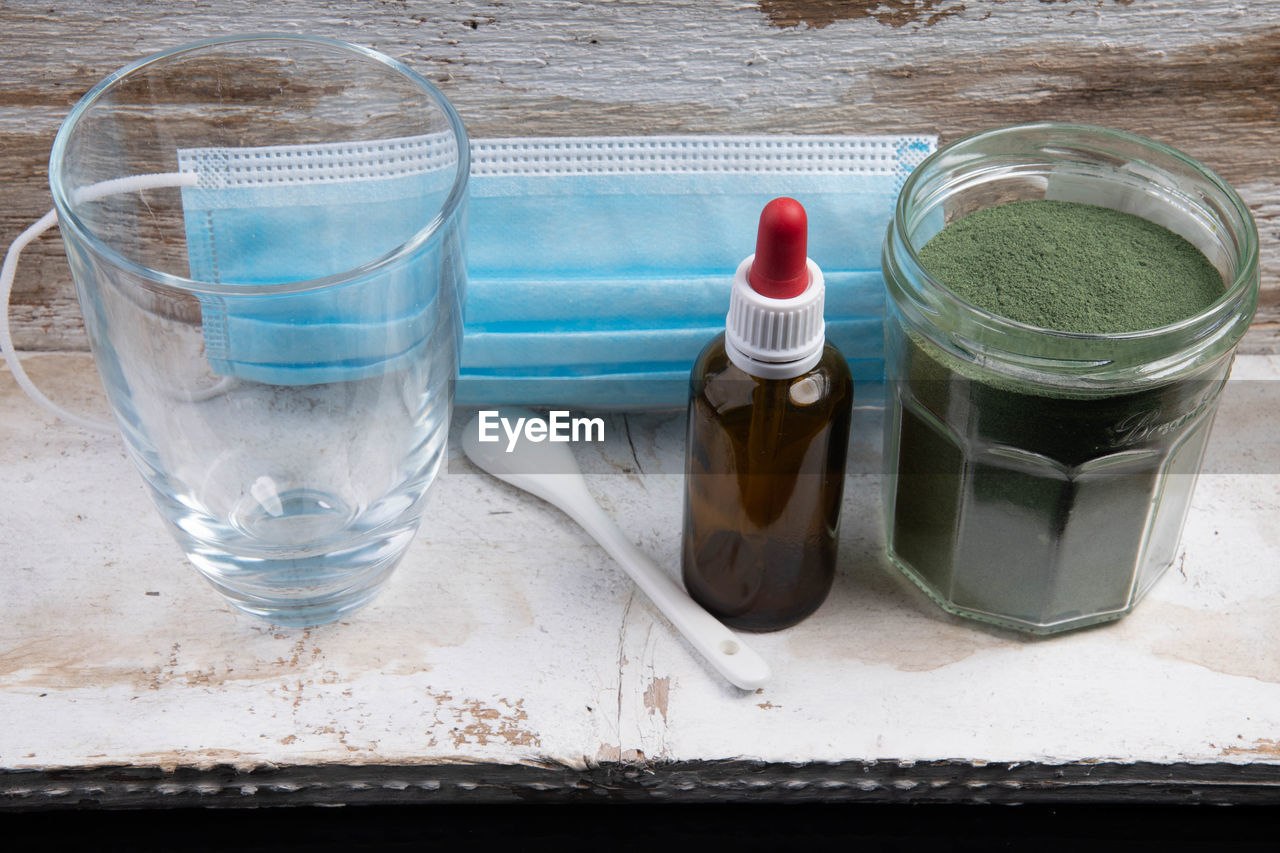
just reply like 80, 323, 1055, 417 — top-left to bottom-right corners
749, 197, 809, 299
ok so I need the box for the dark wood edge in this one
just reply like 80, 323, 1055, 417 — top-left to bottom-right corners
4, 759, 1279, 809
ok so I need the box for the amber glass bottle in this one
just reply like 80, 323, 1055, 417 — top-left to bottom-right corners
683, 337, 853, 630
681, 198, 854, 631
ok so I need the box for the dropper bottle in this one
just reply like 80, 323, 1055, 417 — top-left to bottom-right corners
681, 197, 854, 632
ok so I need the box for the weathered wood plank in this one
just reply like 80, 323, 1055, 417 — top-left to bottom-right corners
3, 352, 1280, 804
4, 0, 1278, 350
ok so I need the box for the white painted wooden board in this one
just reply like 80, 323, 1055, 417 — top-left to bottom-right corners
2, 354, 1279, 804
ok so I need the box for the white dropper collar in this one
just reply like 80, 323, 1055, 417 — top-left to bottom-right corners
724, 254, 826, 380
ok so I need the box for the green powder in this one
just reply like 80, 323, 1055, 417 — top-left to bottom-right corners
917, 200, 1223, 333
886, 198, 1231, 632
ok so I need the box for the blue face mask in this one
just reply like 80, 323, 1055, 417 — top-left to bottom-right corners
459, 135, 933, 406
178, 132, 465, 385
178, 134, 932, 402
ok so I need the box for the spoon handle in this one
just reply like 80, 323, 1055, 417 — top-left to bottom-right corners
566, 498, 772, 691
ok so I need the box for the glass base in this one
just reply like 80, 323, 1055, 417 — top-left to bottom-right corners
139, 421, 448, 627
187, 522, 419, 626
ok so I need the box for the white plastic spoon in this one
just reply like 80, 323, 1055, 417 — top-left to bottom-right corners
461, 409, 771, 691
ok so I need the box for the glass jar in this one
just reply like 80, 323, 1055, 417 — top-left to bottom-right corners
880, 123, 1260, 633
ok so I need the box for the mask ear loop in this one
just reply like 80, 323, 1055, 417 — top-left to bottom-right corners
1, 172, 199, 434
0, 208, 114, 433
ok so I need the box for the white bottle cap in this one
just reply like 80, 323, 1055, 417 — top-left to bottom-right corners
724, 254, 826, 380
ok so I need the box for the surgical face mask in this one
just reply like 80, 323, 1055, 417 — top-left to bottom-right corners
4, 133, 934, 429
176, 133, 933, 405
460, 135, 935, 407
178, 132, 464, 385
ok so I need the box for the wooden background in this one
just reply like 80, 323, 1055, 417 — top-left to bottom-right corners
3, 0, 1277, 352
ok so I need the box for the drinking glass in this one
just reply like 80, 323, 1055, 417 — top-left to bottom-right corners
50, 35, 469, 625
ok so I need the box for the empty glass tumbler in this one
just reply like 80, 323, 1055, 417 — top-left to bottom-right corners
50, 35, 469, 625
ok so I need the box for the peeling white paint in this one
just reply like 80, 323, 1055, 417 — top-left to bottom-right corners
3, 353, 1280, 778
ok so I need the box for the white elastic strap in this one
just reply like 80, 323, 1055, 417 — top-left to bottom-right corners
1, 171, 197, 433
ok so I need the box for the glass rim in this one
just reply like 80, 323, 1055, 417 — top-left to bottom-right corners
891, 121, 1260, 347
48, 33, 470, 297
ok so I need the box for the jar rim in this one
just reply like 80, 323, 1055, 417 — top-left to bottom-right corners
886, 122, 1260, 384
